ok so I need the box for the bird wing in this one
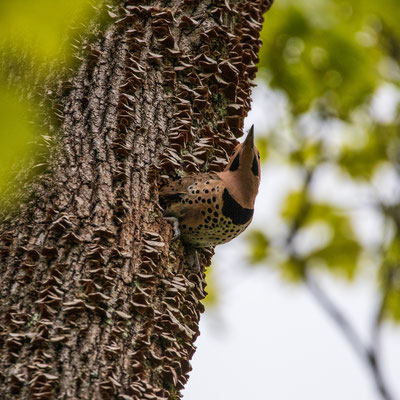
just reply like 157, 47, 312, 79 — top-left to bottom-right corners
159, 173, 221, 219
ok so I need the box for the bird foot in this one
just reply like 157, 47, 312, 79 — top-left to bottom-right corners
164, 217, 181, 240
186, 247, 201, 272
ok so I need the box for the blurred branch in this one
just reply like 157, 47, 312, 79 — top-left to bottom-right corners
304, 270, 396, 400
380, 23, 400, 63
371, 265, 392, 356
283, 167, 397, 400
286, 167, 313, 247
304, 271, 366, 359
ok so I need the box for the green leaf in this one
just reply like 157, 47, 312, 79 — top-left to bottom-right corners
247, 229, 269, 263
0, 1, 102, 205
338, 124, 393, 180
202, 266, 218, 307
0, 87, 38, 198
0, 0, 97, 66
255, 137, 269, 163
306, 233, 361, 279
380, 238, 400, 322
307, 206, 362, 278
280, 190, 307, 222
280, 256, 306, 282
386, 290, 400, 322
280, 194, 362, 279
289, 141, 322, 167
259, 0, 388, 118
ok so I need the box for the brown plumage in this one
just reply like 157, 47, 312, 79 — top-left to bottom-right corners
159, 125, 261, 248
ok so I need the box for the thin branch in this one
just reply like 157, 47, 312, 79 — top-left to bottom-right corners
286, 168, 313, 247
371, 266, 391, 356
304, 271, 368, 361
304, 270, 396, 400
282, 162, 397, 400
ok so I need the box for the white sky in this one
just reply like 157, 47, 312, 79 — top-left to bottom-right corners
182, 83, 400, 400
183, 252, 400, 400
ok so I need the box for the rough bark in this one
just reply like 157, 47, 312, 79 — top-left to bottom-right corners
0, 0, 272, 399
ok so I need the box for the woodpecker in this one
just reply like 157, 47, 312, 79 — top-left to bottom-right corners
159, 125, 261, 249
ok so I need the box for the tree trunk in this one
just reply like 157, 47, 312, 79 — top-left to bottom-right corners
0, 0, 272, 399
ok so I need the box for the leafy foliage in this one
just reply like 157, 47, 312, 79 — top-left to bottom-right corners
202, 266, 219, 307
259, 0, 400, 118
257, 188, 362, 281
247, 0, 400, 323
338, 124, 394, 180
247, 230, 269, 264
0, 0, 96, 65
0, 0, 98, 201
0, 87, 38, 196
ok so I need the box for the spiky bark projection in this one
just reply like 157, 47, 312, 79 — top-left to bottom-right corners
0, 0, 272, 398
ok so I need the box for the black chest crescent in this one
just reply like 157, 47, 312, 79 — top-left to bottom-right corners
221, 189, 254, 225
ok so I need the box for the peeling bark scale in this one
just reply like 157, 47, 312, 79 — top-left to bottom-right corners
0, 0, 272, 399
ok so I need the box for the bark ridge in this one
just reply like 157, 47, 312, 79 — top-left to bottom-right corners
0, 0, 272, 398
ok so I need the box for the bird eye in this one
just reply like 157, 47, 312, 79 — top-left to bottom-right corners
257, 152, 260, 160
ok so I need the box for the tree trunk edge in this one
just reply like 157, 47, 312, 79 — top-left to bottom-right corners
0, 0, 272, 399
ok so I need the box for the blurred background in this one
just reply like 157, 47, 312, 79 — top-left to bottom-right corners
1, 0, 400, 399
0, 0, 98, 206
184, 0, 400, 399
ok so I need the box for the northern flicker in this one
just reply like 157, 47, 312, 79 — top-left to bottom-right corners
159, 125, 261, 249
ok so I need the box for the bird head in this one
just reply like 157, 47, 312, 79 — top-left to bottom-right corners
219, 125, 261, 207
226, 125, 261, 179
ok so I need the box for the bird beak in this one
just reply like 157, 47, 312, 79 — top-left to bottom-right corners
243, 125, 254, 149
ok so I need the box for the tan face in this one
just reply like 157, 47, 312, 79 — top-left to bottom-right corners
218, 126, 261, 208
226, 128, 261, 184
